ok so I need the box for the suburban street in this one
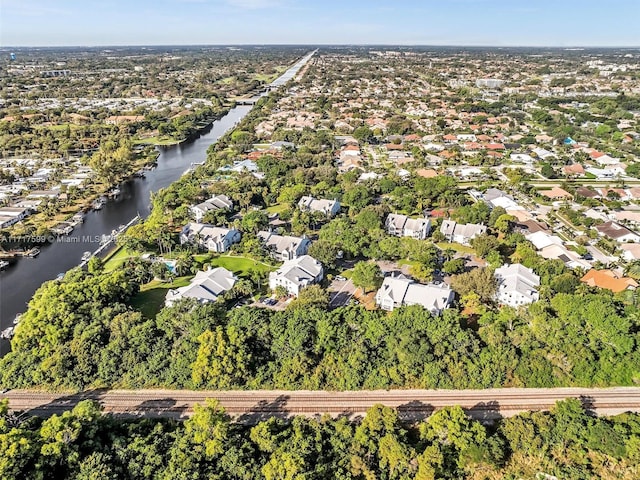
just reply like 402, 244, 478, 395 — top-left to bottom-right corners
3, 387, 640, 423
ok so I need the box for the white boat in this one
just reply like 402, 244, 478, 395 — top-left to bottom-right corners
0, 326, 14, 339
81, 251, 92, 262
55, 273, 65, 281
0, 260, 8, 270
25, 248, 40, 258
93, 196, 107, 210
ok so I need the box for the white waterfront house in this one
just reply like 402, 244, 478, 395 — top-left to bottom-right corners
180, 223, 241, 253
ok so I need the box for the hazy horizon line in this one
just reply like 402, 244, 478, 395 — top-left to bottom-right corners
2, 43, 640, 50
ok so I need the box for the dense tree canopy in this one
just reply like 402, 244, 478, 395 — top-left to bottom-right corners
2, 399, 640, 479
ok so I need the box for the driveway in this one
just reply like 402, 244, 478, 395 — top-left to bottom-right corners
328, 277, 356, 308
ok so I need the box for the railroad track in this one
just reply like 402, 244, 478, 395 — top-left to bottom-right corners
4, 388, 640, 422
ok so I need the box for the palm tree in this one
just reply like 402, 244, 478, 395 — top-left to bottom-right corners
174, 253, 192, 276
442, 248, 456, 262
232, 279, 253, 298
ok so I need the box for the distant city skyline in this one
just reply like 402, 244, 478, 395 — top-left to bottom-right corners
2, 0, 639, 47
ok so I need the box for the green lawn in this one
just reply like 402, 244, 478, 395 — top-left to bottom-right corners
436, 242, 476, 254
134, 136, 180, 146
209, 255, 275, 277
103, 247, 133, 272
265, 203, 290, 215
129, 276, 192, 318
252, 73, 277, 83
398, 259, 422, 270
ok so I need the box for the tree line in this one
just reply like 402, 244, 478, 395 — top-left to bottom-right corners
2, 397, 640, 479
1, 264, 638, 392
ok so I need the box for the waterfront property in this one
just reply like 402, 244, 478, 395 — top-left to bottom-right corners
180, 223, 241, 253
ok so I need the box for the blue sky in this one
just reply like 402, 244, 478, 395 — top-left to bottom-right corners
2, 0, 639, 47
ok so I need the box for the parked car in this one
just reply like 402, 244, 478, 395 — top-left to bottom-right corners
336, 275, 346, 281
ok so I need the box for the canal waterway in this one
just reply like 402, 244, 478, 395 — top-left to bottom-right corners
0, 51, 315, 354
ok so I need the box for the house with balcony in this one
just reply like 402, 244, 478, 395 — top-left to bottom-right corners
257, 230, 311, 261
375, 274, 454, 315
298, 196, 340, 217
268, 255, 323, 297
180, 223, 241, 253
385, 213, 431, 240
494, 263, 540, 308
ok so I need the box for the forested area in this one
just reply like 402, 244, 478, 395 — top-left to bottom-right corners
2, 397, 640, 479
1, 264, 639, 391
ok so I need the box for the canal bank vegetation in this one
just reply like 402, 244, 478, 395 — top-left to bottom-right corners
2, 397, 640, 479
0, 46, 306, 247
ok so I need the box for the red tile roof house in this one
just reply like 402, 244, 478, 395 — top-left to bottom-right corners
563, 164, 585, 176
576, 187, 600, 199
603, 188, 631, 200
485, 143, 505, 150
416, 168, 439, 178
627, 188, 640, 200
385, 143, 404, 151
539, 187, 573, 200
404, 134, 422, 143
581, 269, 638, 293
464, 142, 483, 151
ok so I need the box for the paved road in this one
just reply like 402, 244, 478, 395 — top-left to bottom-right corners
3, 387, 640, 423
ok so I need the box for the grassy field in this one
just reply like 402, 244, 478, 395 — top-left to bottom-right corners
133, 136, 180, 146
265, 203, 290, 215
102, 246, 134, 272
130, 276, 192, 318
398, 259, 422, 270
209, 255, 275, 277
436, 242, 476, 254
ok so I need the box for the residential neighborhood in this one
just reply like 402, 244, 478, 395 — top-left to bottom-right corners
3, 4, 640, 479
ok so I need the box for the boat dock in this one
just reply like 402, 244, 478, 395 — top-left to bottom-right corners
78, 214, 140, 268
